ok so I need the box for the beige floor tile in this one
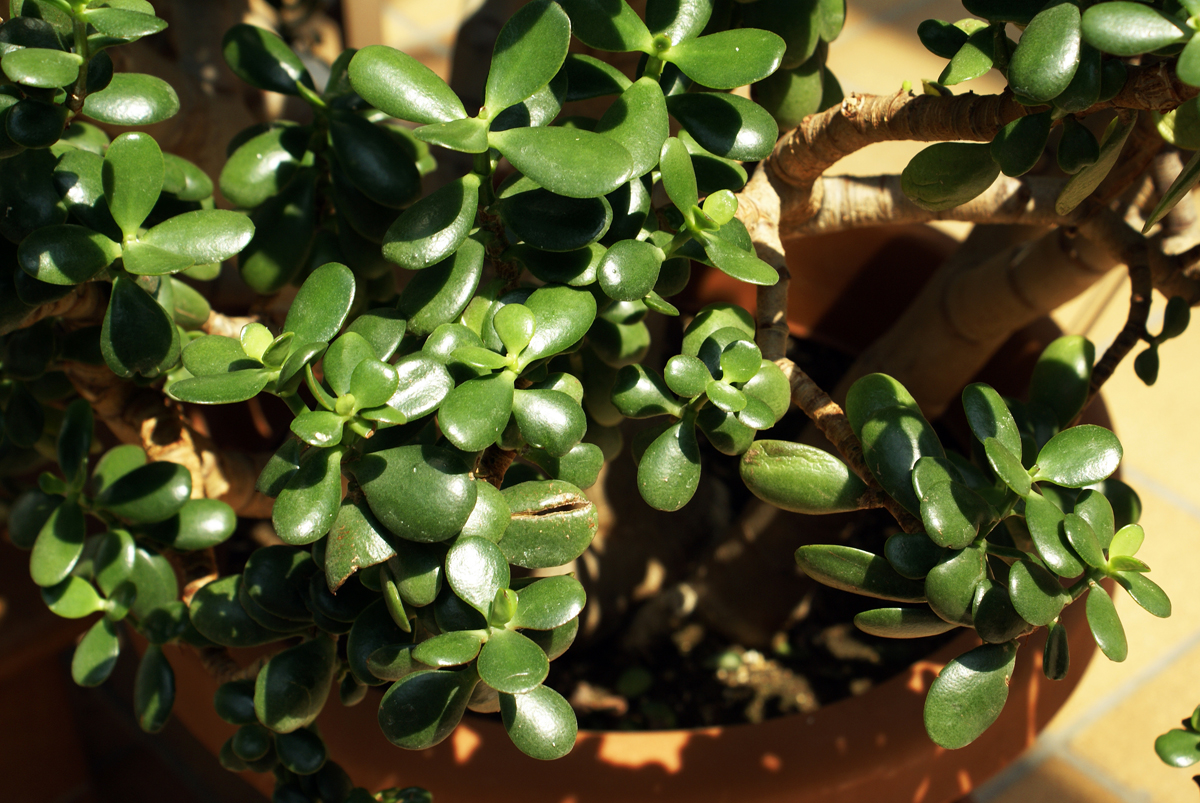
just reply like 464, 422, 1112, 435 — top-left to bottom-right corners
1043, 484, 1200, 731
1064, 641, 1200, 802
972, 755, 1130, 803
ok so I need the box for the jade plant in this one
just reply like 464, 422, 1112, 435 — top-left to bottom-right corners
3, 0, 1200, 798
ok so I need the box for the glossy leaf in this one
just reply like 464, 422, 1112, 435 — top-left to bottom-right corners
1064, 512, 1105, 568
860, 406, 943, 515
853, 607, 959, 639
383, 174, 480, 270
500, 685, 577, 760
1033, 425, 1121, 488
963, 384, 1021, 455
637, 418, 701, 511
902, 142, 1000, 212
273, 444, 344, 545
141, 210, 254, 265
222, 23, 313, 95
939, 28, 993, 86
984, 437, 1031, 497
484, 0, 571, 113
354, 444, 477, 543
1008, 2, 1081, 102
594, 78, 669, 179
1116, 571, 1171, 618
41, 575, 104, 618
104, 132, 162, 235
510, 576, 586, 631
924, 641, 1018, 749
925, 544, 986, 625
329, 112, 420, 209
219, 125, 309, 209
990, 111, 1051, 178
739, 440, 867, 515
699, 230, 779, 286
491, 126, 632, 199
134, 644, 175, 733
255, 636, 337, 733
1156, 730, 1200, 768
478, 630, 548, 694
7, 490, 60, 551
2, 46, 81, 87
1056, 113, 1136, 215
30, 501, 85, 587
72, 618, 121, 687
521, 284, 598, 366
1025, 491, 1085, 578
94, 461, 191, 524
558, 0, 652, 52
665, 29, 785, 90
438, 372, 515, 452
1081, 2, 1188, 57
377, 668, 477, 750
238, 169, 319, 293
920, 481, 990, 550
884, 531, 944, 580
349, 45, 465, 124
844, 373, 920, 438
499, 480, 598, 569
1007, 559, 1066, 627
797, 543, 928, 603
1086, 581, 1127, 661
189, 574, 280, 647
666, 91, 777, 161
659, 136, 698, 215
413, 630, 484, 668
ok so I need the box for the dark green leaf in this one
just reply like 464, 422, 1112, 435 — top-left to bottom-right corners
520, 284, 598, 366
354, 444, 477, 543
500, 685, 576, 760
238, 168, 319, 294
795, 544, 927, 602
41, 575, 104, 618
168, 370, 271, 405
1056, 113, 1137, 215
990, 111, 1051, 178
1145, 145, 1200, 233
72, 617, 121, 687
557, 0, 652, 52
938, 28, 993, 86
985, 437, 1031, 497
972, 579, 1029, 644
755, 58, 824, 131
1086, 581, 1127, 661
348, 45, 465, 124
636, 417, 701, 511
698, 229, 778, 286
1058, 115, 1100, 175
742, 0, 819, 69
273, 444, 343, 546
1081, 2, 1188, 57
497, 174, 612, 250
667, 91, 776, 162
1064, 512, 1105, 568
884, 531, 945, 580
382, 174, 480, 270
189, 574, 279, 647
510, 576, 585, 630
665, 29, 785, 90
413, 630, 484, 668
920, 481, 990, 550
141, 498, 237, 551
275, 728, 327, 775
594, 77, 669, 179
484, 0, 571, 113
853, 607, 958, 638
1043, 619, 1070, 680
925, 543, 986, 625
82, 72, 179, 125
1007, 559, 1066, 627
444, 535, 510, 615
844, 373, 920, 439
1033, 425, 1122, 488
438, 372, 515, 453
1156, 730, 1200, 768
103, 131, 161, 236
219, 125, 310, 209
377, 668, 477, 749
283, 261, 355, 345
499, 480, 597, 569
924, 641, 1017, 749
512, 389, 586, 457
255, 635, 337, 732
94, 461, 191, 524
5, 97, 67, 147
141, 209, 254, 265
902, 142, 1001, 212
7, 490, 60, 550
30, 500, 85, 587
739, 440, 867, 515
133, 644, 174, 733
1009, 2, 1081, 102
478, 629, 548, 694
1025, 491, 1085, 577
1, 46, 80, 87
491, 126, 633, 199
329, 112, 420, 209
222, 23, 313, 95
860, 406, 944, 515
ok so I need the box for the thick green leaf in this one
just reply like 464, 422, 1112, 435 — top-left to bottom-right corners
984, 437, 1031, 497
255, 635, 337, 733
16, 224, 119, 286
1058, 115, 1100, 175
141, 209, 254, 264
484, 0, 571, 113
238, 168, 319, 293
1145, 144, 1200, 233
739, 440, 867, 515
329, 112, 420, 209
925, 543, 986, 625
920, 481, 990, 550
972, 579, 1029, 644
499, 480, 597, 569
860, 406, 944, 515
94, 460, 190, 524
510, 576, 586, 630
282, 261, 355, 346
500, 685, 577, 760
1055, 43, 1102, 113
924, 641, 1018, 749
189, 574, 280, 647
1156, 730, 1200, 768
1064, 512, 1105, 568
377, 668, 477, 749
133, 644, 175, 733
1025, 491, 1085, 578
1043, 619, 1070, 680
884, 531, 945, 580
660, 136, 698, 215
795, 544, 927, 602
354, 444, 477, 543
180, 335, 252, 376
121, 241, 193, 277
291, 410, 344, 448
665, 92, 777, 161
1007, 559, 1066, 626
665, 29, 785, 90
902, 142, 1001, 212
512, 389, 586, 457
1008, 2, 1081, 102
756, 58, 824, 130
990, 111, 1051, 178
325, 495, 396, 591
1056, 113, 1136, 215
29, 500, 84, 587
141, 498, 237, 551
490, 126, 633, 199
438, 371, 516, 452
1116, 571, 1171, 618
8, 490, 61, 551
444, 536, 510, 616
52, 148, 120, 239
742, 0, 819, 69
168, 370, 271, 405
41, 575, 104, 618
219, 125, 310, 209
1, 46, 80, 87
637, 417, 701, 511
844, 373, 920, 438
520, 284, 598, 366
104, 131, 162, 236
853, 607, 958, 639
1086, 581, 1127, 661
497, 174, 612, 250
1033, 425, 1121, 488
84, 7, 166, 40
699, 229, 778, 286
82, 72, 178, 125
382, 174, 480, 270
611, 364, 682, 418
478, 629, 548, 694
558, 0, 652, 52
1030, 335, 1094, 428
348, 45, 465, 124
222, 23, 312, 95
593, 78, 668, 180
413, 630, 484, 668
72, 617, 121, 687
962, 382, 1021, 457
5, 97, 67, 148
274, 728, 327, 775
271, 443, 342, 546
938, 27, 993, 86
1081, 2, 1188, 58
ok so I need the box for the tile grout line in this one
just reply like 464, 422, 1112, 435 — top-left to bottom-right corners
1120, 465, 1200, 525
972, 625, 1200, 801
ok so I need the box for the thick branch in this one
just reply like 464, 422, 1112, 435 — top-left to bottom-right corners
775, 357, 922, 534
